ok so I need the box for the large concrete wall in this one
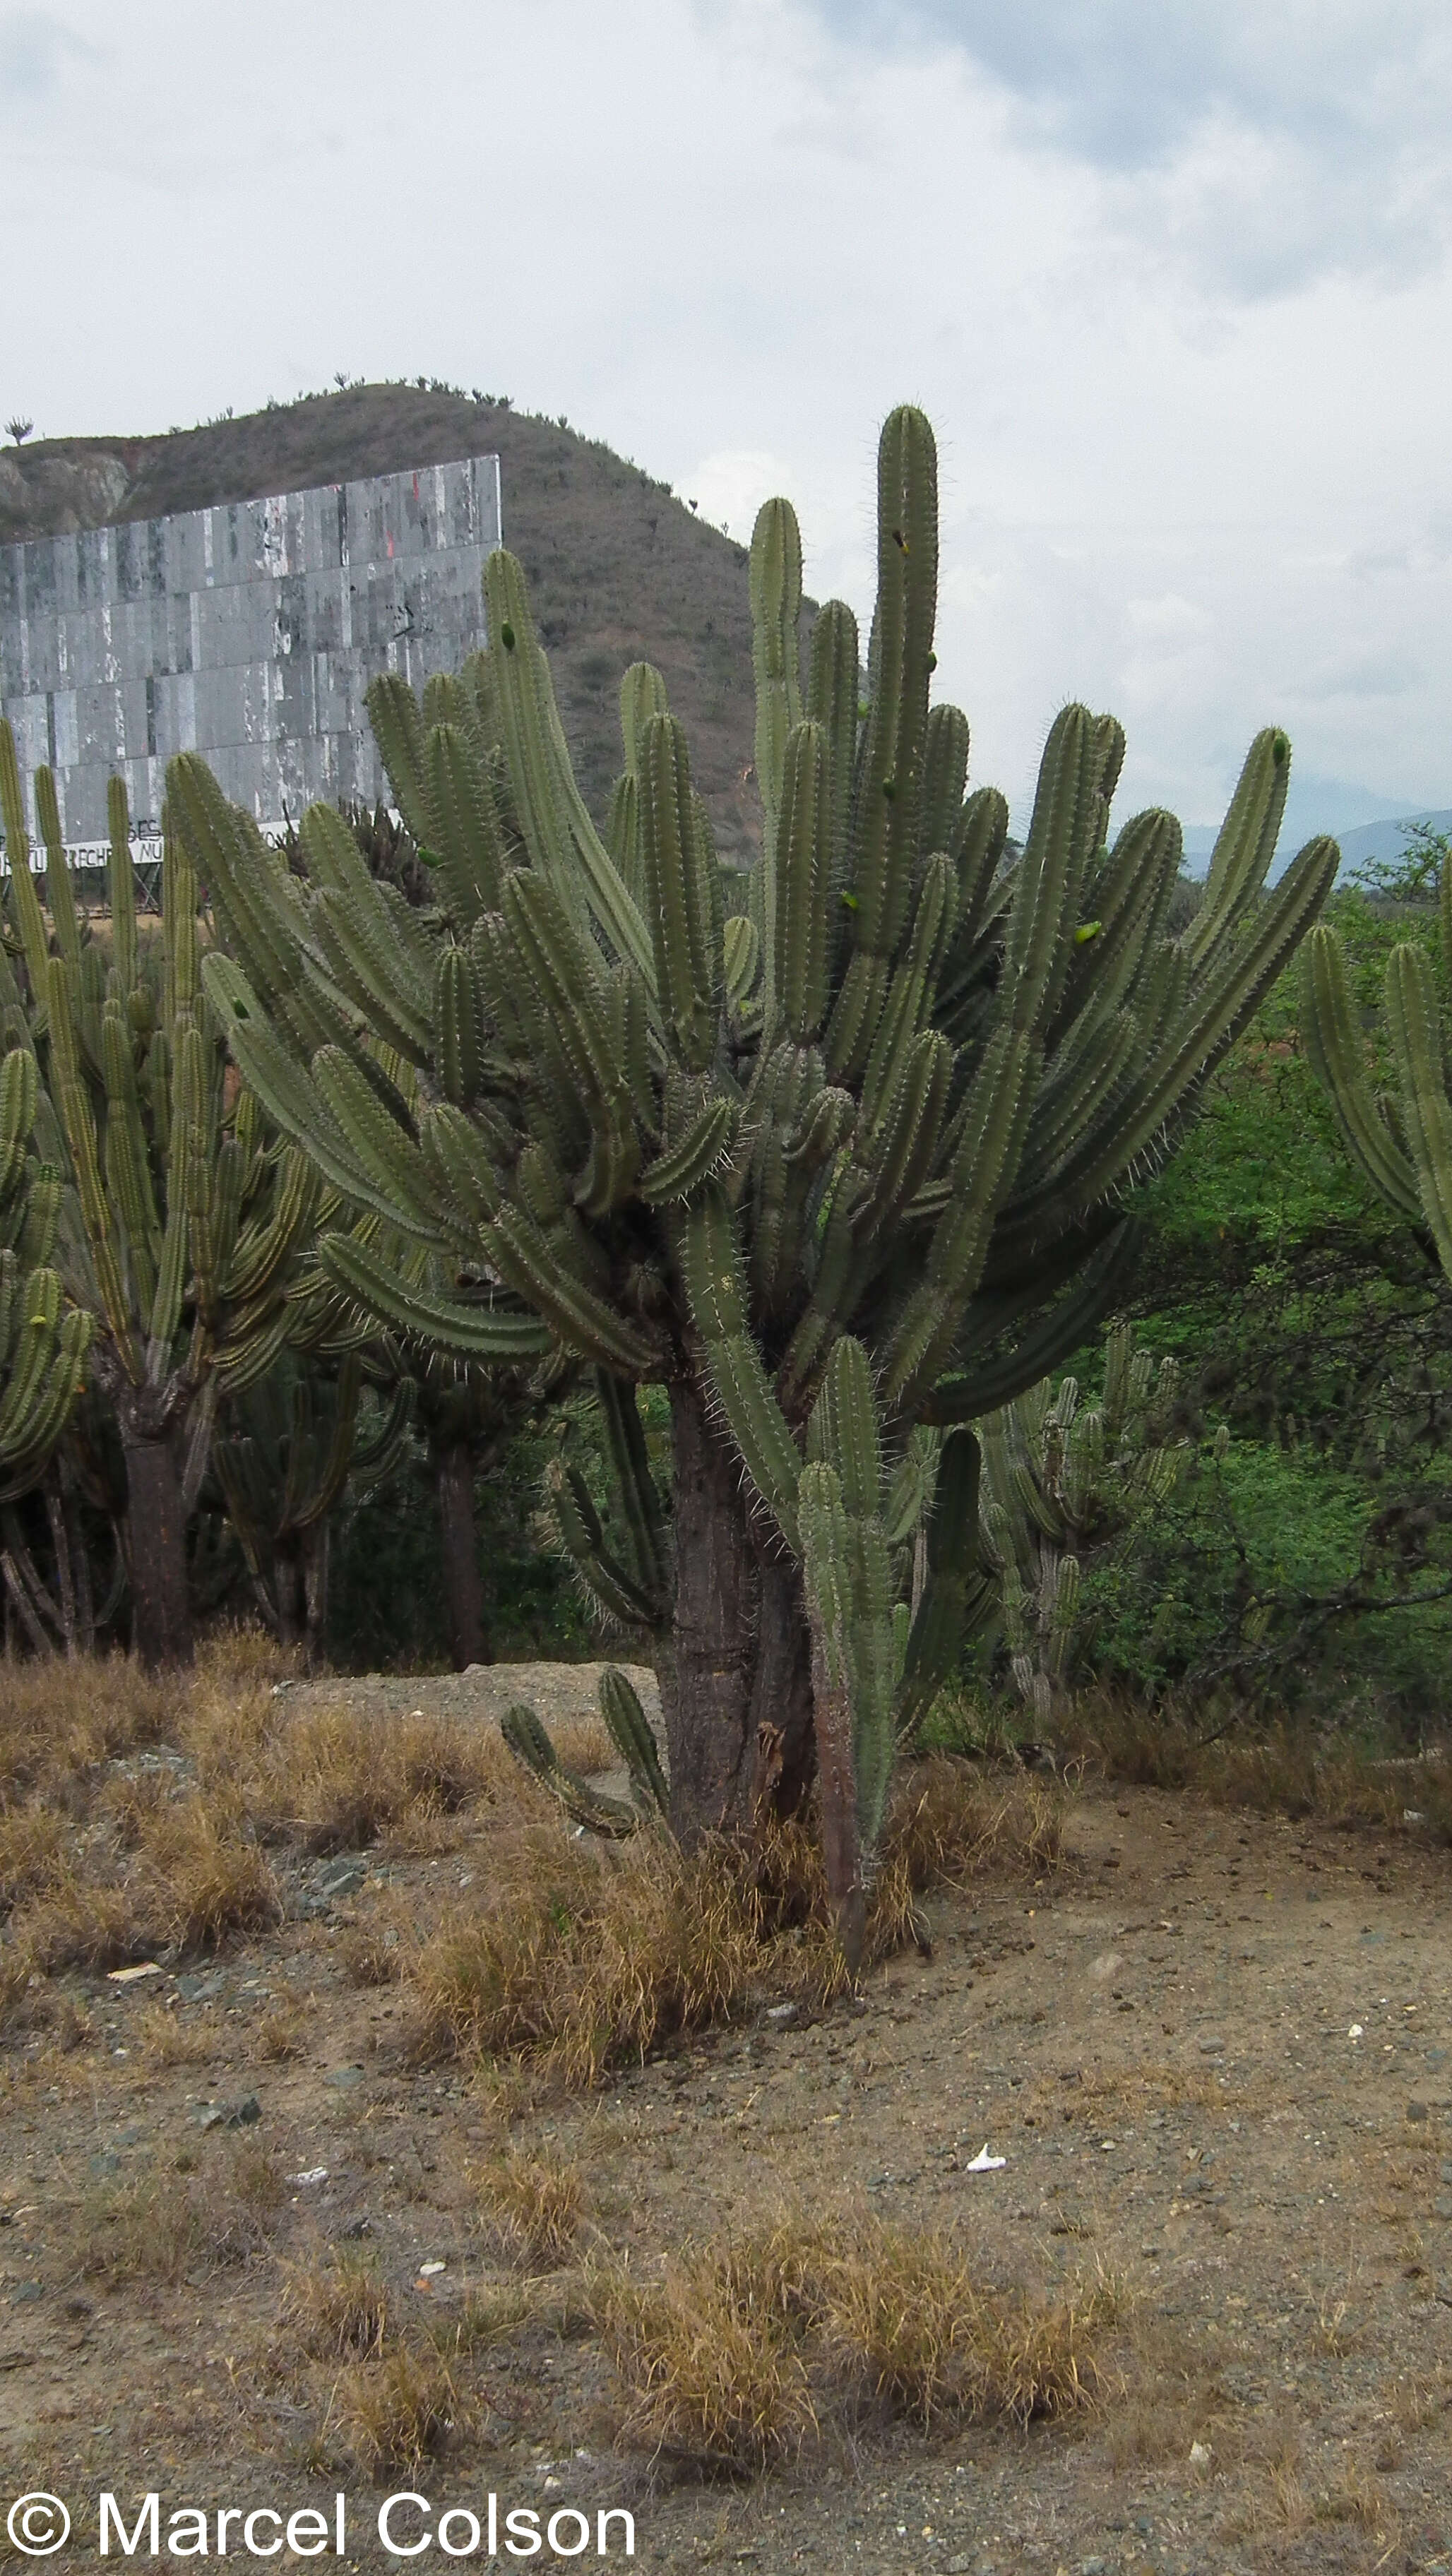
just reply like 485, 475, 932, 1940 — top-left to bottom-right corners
0, 455, 500, 845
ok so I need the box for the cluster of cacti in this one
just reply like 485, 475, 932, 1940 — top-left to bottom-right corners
978, 1322, 1191, 1729
0, 724, 333, 1661
1302, 853, 1452, 1281
160, 404, 1333, 1957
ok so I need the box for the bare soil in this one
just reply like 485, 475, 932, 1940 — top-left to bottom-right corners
3, 1664, 1450, 2573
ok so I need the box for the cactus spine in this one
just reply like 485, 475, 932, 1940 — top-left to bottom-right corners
177, 407, 1334, 1960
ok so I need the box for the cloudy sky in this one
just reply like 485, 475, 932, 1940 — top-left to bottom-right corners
6, 0, 1451, 848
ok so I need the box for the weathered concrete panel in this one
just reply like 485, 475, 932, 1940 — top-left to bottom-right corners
0, 453, 501, 842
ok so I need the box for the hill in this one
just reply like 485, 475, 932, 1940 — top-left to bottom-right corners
0, 383, 770, 861
1331, 808, 1452, 877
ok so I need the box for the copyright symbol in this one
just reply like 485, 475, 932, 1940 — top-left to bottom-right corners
6, 2492, 70, 2555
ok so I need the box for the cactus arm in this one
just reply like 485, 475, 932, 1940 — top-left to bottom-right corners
309, 1048, 468, 1248
483, 550, 655, 988
222, 1147, 321, 1305
47, 958, 141, 1376
640, 1096, 737, 1205
309, 886, 432, 1061
598, 1664, 669, 1817
681, 1186, 802, 1549
107, 775, 138, 999
804, 599, 860, 881
641, 714, 723, 1072
0, 721, 52, 1013
547, 1453, 662, 1628
478, 1203, 655, 1375
919, 703, 970, 864
0, 1273, 93, 1502
925, 1219, 1142, 1424
595, 1368, 669, 1609
35, 768, 81, 973
366, 672, 441, 852
421, 720, 508, 921
774, 720, 834, 1047
749, 497, 804, 1035
316, 1227, 554, 1360
501, 870, 641, 1206
147, 1010, 203, 1373
893, 1424, 994, 1740
1385, 940, 1452, 1277
1184, 725, 1290, 966
826, 406, 939, 1083
437, 946, 485, 1109
879, 1027, 1038, 1408
500, 1702, 641, 1837
996, 833, 1339, 1259
1301, 922, 1422, 1222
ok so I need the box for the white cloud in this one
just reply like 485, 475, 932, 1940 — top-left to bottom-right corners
1, 0, 1448, 842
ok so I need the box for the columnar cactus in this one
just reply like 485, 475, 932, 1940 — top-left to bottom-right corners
174, 405, 1335, 1960
1302, 859, 1452, 1279
978, 1323, 1190, 1728
0, 724, 325, 1664
211, 1352, 412, 1664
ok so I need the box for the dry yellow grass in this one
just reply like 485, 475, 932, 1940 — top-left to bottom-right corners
329, 2344, 460, 2474
15, 1796, 279, 1971
1070, 1688, 1452, 1839
0, 1654, 178, 1807
475, 2151, 588, 2269
411, 1756, 1064, 2084
74, 2144, 285, 2284
587, 2211, 1112, 2468
281, 2256, 393, 2360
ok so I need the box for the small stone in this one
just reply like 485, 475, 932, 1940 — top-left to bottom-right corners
226, 2095, 261, 2130
88, 2152, 122, 2177
10, 2282, 42, 2303
1433, 2195, 1452, 2222
1408, 2099, 1431, 2122
325, 2065, 365, 2090
317, 1861, 366, 1900
945, 2559, 972, 2575
175, 1972, 227, 2004
1198, 2036, 1225, 2056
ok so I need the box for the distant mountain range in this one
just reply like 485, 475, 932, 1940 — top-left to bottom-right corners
1182, 805, 1452, 881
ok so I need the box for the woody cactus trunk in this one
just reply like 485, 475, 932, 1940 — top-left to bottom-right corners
176, 406, 1335, 1961
0, 729, 324, 1665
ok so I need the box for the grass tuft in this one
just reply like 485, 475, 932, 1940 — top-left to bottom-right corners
475, 2151, 587, 2270
282, 2256, 392, 2359
588, 2212, 1110, 2469
331, 2344, 459, 2475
